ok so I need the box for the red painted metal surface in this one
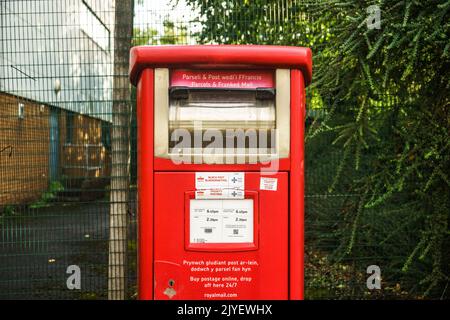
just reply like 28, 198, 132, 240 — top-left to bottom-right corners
154, 157, 290, 172
130, 45, 312, 86
133, 45, 311, 300
153, 172, 288, 300
289, 69, 305, 300
137, 69, 154, 300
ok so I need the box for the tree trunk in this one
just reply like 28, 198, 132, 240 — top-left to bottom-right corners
108, 0, 134, 300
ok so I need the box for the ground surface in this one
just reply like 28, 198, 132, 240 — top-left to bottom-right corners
0, 199, 137, 300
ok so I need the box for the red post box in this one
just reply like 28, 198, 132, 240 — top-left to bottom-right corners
130, 45, 312, 300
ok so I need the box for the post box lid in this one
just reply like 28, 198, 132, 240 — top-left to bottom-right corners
129, 45, 312, 86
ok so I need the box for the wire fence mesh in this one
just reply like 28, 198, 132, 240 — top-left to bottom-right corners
1, 0, 135, 300
0, 0, 448, 300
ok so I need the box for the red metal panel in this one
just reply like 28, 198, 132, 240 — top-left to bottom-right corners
137, 68, 154, 300
153, 172, 289, 300
154, 157, 290, 172
289, 69, 305, 300
130, 45, 312, 86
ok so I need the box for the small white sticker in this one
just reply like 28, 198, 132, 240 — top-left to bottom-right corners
195, 189, 244, 199
260, 177, 278, 191
190, 199, 253, 244
195, 172, 244, 190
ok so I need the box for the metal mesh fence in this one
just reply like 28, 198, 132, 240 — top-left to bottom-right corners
1, 0, 135, 300
0, 0, 447, 300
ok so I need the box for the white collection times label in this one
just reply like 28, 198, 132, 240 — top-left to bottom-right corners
190, 199, 253, 244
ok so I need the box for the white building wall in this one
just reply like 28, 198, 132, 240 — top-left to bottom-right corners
0, 0, 115, 122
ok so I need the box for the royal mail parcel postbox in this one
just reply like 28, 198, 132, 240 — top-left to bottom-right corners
129, 45, 312, 300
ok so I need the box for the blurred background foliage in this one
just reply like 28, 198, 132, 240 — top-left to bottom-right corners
182, 0, 449, 299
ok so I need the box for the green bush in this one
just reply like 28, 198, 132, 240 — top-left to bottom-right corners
30, 181, 64, 209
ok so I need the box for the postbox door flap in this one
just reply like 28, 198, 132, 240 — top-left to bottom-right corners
154, 171, 288, 300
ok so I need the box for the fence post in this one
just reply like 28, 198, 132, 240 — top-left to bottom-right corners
108, 0, 134, 300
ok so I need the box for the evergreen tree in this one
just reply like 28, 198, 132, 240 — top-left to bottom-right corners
185, 0, 449, 297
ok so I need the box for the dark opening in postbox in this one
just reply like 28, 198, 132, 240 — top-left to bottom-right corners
130, 45, 312, 300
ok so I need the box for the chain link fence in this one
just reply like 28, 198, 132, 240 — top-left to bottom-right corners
0, 0, 447, 300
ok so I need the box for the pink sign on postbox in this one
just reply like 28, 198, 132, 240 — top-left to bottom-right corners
171, 69, 274, 89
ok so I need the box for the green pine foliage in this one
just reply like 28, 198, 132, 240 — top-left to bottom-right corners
185, 0, 449, 298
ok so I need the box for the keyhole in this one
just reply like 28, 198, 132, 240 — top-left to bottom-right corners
168, 279, 175, 287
